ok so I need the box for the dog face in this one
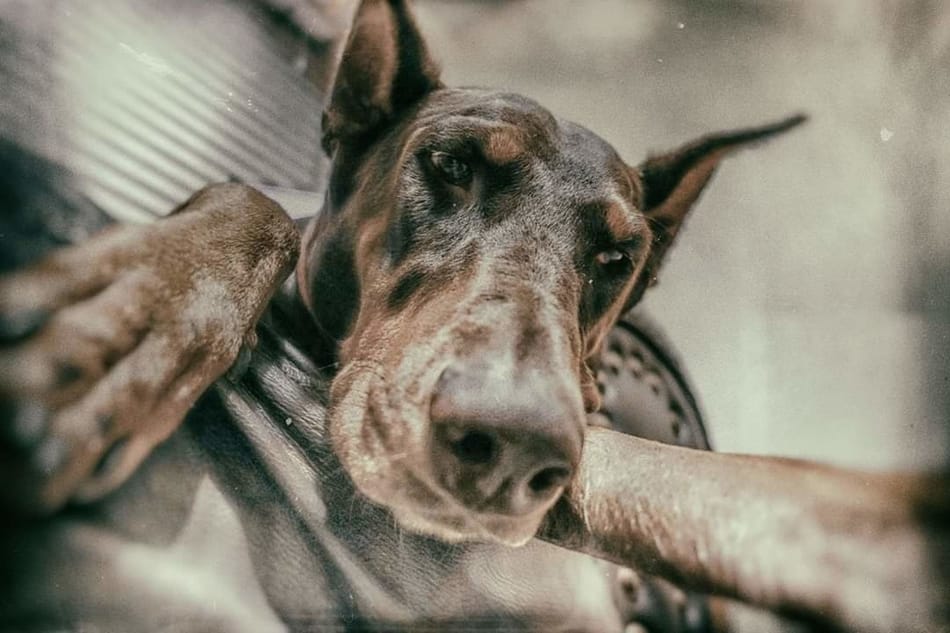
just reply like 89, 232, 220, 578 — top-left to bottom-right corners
300, 0, 801, 545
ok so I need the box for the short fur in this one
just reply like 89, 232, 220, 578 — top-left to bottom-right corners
1, 1, 946, 632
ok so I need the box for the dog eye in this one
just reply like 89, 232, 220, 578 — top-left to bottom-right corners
595, 249, 627, 266
429, 152, 472, 186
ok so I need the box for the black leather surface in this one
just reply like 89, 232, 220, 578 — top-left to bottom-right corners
597, 310, 710, 451
592, 310, 715, 633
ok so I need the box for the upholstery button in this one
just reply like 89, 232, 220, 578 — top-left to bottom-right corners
603, 348, 623, 375
617, 566, 642, 598
625, 352, 644, 377
644, 372, 665, 398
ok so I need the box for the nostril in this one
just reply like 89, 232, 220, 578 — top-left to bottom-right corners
450, 429, 497, 465
527, 465, 572, 495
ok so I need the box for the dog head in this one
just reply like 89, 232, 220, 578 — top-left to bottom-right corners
298, 0, 802, 545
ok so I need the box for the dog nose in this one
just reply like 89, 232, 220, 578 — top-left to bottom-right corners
429, 362, 582, 517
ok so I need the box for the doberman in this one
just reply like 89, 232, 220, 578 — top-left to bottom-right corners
1, 1, 947, 631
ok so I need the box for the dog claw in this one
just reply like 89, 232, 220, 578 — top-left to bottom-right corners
95, 413, 114, 435
0, 308, 49, 342
1, 401, 50, 449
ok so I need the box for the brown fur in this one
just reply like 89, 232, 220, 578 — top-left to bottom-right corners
0, 184, 299, 511
2, 1, 945, 631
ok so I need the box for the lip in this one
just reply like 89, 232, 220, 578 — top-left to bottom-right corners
393, 467, 545, 545
391, 502, 537, 546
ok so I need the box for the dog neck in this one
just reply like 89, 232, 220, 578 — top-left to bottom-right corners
217, 284, 481, 614
290, 208, 350, 369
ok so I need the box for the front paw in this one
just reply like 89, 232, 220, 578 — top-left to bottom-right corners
0, 253, 226, 512
0, 185, 299, 513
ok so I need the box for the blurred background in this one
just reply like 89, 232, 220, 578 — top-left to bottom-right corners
2, 0, 947, 630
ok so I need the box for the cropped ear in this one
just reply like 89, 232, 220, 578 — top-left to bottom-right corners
626, 114, 806, 306
322, 0, 442, 154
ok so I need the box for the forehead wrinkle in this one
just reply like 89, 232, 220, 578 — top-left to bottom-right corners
485, 126, 526, 164
395, 125, 433, 172
411, 115, 539, 165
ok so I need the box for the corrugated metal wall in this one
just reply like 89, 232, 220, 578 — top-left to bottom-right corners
1, 0, 332, 223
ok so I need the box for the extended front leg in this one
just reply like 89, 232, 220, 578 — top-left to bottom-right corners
542, 427, 949, 633
0, 183, 299, 513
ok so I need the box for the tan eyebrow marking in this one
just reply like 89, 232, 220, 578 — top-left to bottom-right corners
605, 192, 647, 241
485, 126, 526, 164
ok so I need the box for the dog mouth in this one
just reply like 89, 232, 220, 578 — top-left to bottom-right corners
328, 361, 550, 546
390, 469, 543, 546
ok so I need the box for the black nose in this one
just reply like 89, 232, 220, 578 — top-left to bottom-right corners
429, 362, 582, 517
